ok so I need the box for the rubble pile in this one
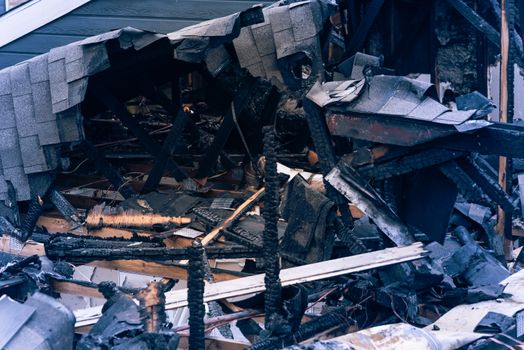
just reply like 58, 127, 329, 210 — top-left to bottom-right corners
1, 0, 524, 349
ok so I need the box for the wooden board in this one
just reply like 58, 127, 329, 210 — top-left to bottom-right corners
74, 243, 426, 328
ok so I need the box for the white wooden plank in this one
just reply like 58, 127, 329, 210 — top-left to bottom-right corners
74, 242, 426, 328
0, 0, 91, 47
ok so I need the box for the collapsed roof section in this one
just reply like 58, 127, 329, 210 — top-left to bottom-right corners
0, 0, 334, 202
0, 28, 165, 201
168, 0, 335, 89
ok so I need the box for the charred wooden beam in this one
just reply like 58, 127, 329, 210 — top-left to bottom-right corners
188, 241, 206, 350
456, 156, 515, 213
48, 189, 82, 224
196, 77, 257, 178
19, 197, 45, 242
141, 110, 189, 194
445, 0, 501, 47
355, 148, 466, 180
432, 122, 524, 159
438, 160, 488, 204
344, 0, 386, 58
78, 141, 136, 199
262, 127, 283, 333
90, 81, 187, 181
45, 237, 261, 264
304, 99, 354, 228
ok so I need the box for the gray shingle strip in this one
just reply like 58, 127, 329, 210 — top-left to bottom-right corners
4, 166, 30, 201
9, 63, 31, 97
0, 70, 11, 96
48, 45, 69, 64
82, 45, 110, 76
37, 120, 61, 146
0, 128, 23, 169
252, 23, 276, 57
233, 27, 262, 68
66, 58, 86, 83
204, 45, 232, 77
31, 81, 55, 123
67, 78, 89, 110
261, 53, 283, 82
0, 94, 16, 130
245, 62, 267, 78
266, 5, 293, 33
289, 2, 317, 41
48, 58, 68, 107
57, 106, 84, 143
20, 136, 47, 172
65, 45, 84, 64
28, 55, 49, 84
13, 94, 37, 138
273, 28, 297, 58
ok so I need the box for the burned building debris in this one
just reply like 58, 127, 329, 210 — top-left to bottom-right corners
1, 0, 524, 349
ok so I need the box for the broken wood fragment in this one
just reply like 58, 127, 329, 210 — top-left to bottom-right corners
85, 203, 191, 229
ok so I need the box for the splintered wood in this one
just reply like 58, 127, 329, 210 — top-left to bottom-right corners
85, 203, 191, 229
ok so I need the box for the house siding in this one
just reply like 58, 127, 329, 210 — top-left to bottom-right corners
0, 0, 273, 69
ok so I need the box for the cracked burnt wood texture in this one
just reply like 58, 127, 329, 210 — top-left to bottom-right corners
0, 0, 273, 69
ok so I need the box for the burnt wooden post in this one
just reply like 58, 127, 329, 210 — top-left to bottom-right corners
496, 0, 515, 261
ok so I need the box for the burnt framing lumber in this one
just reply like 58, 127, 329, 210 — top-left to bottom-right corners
188, 241, 206, 350
355, 148, 466, 180
432, 123, 524, 159
79, 141, 137, 199
445, 0, 501, 47
438, 160, 487, 204
343, 0, 386, 59
89, 81, 187, 181
456, 156, 515, 213
196, 77, 257, 178
303, 99, 354, 227
45, 240, 262, 264
141, 110, 189, 194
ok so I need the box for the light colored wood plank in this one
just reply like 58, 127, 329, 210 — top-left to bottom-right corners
74, 243, 426, 328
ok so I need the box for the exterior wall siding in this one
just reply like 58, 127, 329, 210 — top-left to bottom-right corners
0, 0, 272, 69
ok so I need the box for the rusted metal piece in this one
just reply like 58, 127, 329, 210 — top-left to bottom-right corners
326, 112, 458, 146
85, 203, 191, 229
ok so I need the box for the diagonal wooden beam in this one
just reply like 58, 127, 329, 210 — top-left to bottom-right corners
445, 0, 501, 47
345, 0, 386, 56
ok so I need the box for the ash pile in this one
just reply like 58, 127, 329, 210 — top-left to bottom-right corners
1, 0, 524, 349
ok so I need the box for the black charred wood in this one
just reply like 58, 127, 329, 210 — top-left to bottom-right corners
262, 126, 283, 332
79, 141, 136, 199
246, 308, 353, 350
188, 241, 205, 350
